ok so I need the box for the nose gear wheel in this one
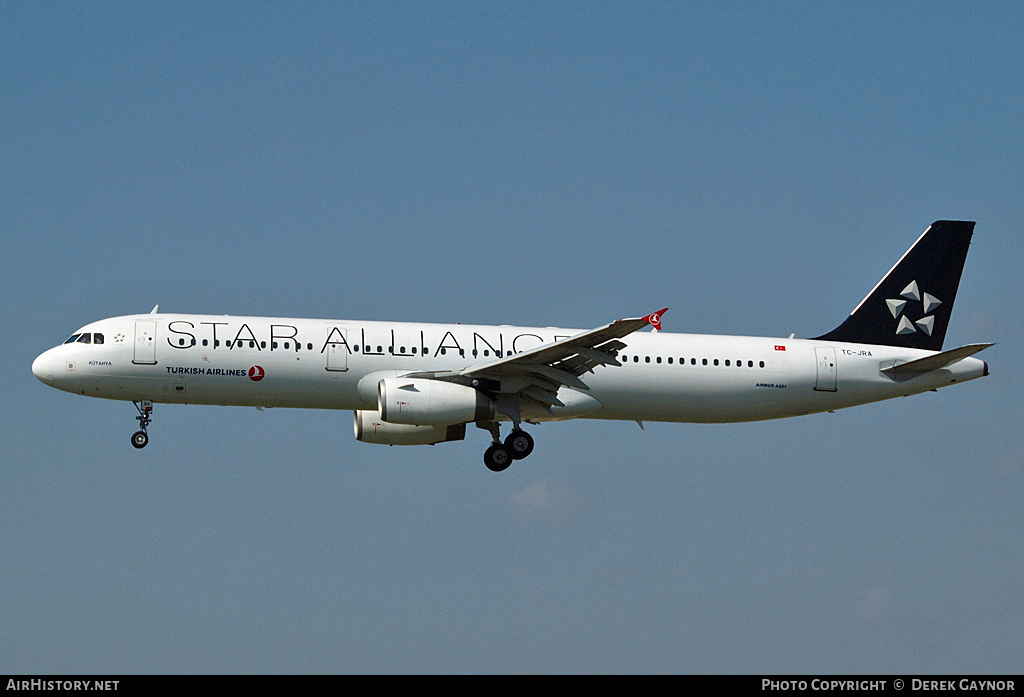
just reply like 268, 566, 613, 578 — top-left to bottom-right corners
131, 400, 153, 449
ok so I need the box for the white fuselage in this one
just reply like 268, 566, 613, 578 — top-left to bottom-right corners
32, 313, 988, 424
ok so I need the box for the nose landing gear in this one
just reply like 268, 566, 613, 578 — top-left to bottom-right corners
131, 400, 153, 449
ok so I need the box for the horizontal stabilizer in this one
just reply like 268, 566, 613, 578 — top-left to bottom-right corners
881, 343, 993, 375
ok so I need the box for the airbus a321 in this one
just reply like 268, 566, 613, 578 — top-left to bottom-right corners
33, 220, 990, 471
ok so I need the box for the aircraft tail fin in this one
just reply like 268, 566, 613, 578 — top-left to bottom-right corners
813, 220, 975, 351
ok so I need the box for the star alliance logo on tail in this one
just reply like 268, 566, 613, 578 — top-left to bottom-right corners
886, 280, 941, 336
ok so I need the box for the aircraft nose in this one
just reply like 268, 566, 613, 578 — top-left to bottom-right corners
32, 350, 55, 384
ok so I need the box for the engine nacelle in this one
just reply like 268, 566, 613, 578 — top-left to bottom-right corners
354, 409, 466, 446
378, 377, 495, 426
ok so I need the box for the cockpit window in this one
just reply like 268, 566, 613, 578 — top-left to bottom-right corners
64, 334, 81, 344
93, 333, 104, 344
77, 333, 92, 344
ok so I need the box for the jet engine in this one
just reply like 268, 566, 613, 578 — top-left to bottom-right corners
353, 409, 466, 446
378, 377, 494, 426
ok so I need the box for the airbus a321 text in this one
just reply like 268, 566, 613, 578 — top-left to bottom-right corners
33, 221, 991, 471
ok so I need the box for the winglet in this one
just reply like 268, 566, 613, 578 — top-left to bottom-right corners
150, 304, 159, 314
644, 308, 668, 332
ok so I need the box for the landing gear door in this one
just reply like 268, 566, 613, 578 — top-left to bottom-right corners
133, 320, 157, 365
326, 327, 349, 372
814, 346, 837, 392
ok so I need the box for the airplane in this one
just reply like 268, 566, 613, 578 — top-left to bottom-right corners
32, 220, 991, 472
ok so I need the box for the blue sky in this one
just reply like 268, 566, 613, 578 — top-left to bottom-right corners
2, 2, 1021, 673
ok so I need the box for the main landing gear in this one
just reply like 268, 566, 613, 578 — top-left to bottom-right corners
482, 424, 535, 472
131, 400, 153, 449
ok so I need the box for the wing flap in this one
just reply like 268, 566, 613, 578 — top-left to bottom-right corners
519, 363, 591, 391
521, 384, 564, 408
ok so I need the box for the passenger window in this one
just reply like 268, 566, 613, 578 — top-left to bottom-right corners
725, 360, 730, 366
702, 359, 708, 366
759, 361, 765, 368
77, 333, 92, 344
93, 333, 104, 344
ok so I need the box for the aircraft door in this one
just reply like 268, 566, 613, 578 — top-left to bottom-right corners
814, 347, 837, 392
326, 327, 349, 372
133, 320, 157, 365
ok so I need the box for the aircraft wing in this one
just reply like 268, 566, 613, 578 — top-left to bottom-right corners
456, 308, 667, 410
